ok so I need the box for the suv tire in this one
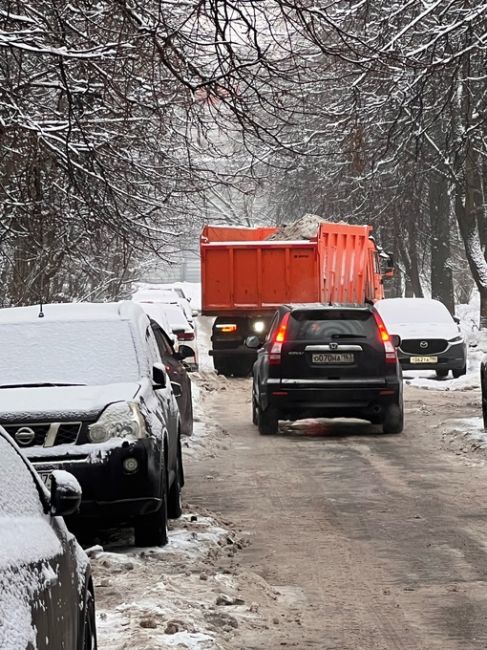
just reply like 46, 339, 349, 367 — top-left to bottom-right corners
436, 369, 449, 379
258, 406, 278, 435
482, 368, 487, 430
452, 365, 467, 379
168, 442, 183, 519
134, 468, 169, 547
382, 403, 404, 435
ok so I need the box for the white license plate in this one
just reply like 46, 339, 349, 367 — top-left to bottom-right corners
37, 471, 52, 487
312, 353, 354, 364
410, 356, 438, 364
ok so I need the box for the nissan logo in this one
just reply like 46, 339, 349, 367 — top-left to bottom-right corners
420, 340, 429, 349
14, 426, 36, 446
329, 342, 338, 350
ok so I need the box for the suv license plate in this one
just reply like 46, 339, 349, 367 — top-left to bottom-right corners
410, 356, 438, 364
312, 353, 354, 364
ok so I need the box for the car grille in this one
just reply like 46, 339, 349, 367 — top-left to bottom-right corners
400, 339, 448, 355
3, 422, 82, 448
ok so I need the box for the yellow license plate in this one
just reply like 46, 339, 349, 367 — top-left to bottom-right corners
410, 356, 438, 364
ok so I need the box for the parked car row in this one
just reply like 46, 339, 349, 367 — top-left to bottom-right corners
0, 286, 198, 649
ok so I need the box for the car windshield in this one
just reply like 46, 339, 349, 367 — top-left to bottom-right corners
377, 300, 452, 325
289, 310, 376, 340
0, 320, 140, 386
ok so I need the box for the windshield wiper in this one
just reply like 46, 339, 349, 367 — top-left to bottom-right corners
0, 382, 87, 389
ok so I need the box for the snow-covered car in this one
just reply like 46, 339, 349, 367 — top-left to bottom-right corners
133, 286, 195, 325
138, 301, 199, 371
0, 427, 96, 650
376, 298, 467, 378
150, 319, 194, 437
0, 302, 184, 547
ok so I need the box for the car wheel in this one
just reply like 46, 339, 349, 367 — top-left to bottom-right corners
82, 589, 97, 650
436, 369, 449, 379
168, 441, 183, 519
382, 403, 404, 435
258, 405, 278, 435
134, 467, 169, 547
452, 365, 467, 378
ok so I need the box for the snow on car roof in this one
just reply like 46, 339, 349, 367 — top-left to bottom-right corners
376, 298, 453, 323
0, 301, 145, 323
139, 301, 190, 330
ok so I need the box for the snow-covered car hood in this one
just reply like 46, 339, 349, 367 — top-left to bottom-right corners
385, 321, 460, 341
0, 383, 140, 422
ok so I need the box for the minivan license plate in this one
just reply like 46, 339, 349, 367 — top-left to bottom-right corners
312, 353, 354, 364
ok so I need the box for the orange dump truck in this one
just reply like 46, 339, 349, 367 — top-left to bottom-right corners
201, 222, 392, 376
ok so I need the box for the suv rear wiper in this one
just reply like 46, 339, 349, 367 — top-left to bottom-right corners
0, 382, 87, 389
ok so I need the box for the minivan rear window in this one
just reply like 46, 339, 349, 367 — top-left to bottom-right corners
289, 310, 376, 341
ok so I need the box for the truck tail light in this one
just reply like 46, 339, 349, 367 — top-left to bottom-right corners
373, 312, 396, 363
215, 323, 237, 334
269, 313, 290, 365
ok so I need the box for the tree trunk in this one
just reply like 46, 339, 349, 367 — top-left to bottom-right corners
429, 171, 455, 314
453, 148, 487, 328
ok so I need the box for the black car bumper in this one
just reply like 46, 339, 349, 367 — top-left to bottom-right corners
263, 378, 401, 419
30, 438, 163, 520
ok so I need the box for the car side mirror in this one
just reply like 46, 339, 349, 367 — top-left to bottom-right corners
152, 363, 167, 389
171, 382, 183, 398
390, 334, 401, 348
191, 309, 199, 318
245, 335, 261, 349
50, 470, 82, 517
453, 316, 460, 325
176, 344, 195, 361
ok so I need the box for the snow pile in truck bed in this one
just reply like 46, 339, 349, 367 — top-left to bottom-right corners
266, 214, 329, 240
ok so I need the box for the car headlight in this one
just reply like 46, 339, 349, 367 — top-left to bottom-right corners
252, 320, 266, 334
88, 402, 147, 444
448, 335, 464, 343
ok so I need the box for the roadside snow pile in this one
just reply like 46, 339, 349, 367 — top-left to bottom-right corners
92, 514, 246, 650
442, 416, 486, 454
405, 293, 486, 392
267, 214, 329, 240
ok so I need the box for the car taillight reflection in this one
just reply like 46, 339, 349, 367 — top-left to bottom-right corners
175, 330, 195, 341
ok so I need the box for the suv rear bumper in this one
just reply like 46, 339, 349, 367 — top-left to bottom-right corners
262, 378, 401, 419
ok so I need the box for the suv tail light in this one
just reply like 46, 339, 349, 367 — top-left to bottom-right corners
269, 313, 290, 365
373, 312, 396, 363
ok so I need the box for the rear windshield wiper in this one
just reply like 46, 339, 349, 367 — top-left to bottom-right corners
0, 382, 87, 389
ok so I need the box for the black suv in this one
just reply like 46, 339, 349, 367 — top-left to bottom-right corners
249, 303, 403, 435
0, 301, 184, 547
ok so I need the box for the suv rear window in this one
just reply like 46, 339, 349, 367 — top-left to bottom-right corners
289, 310, 376, 340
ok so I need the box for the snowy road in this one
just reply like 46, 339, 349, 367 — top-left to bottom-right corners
182, 376, 487, 649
